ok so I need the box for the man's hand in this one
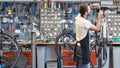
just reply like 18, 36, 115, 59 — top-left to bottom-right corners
98, 10, 103, 20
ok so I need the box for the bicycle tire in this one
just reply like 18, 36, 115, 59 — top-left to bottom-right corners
55, 29, 75, 60
0, 31, 20, 68
90, 40, 107, 68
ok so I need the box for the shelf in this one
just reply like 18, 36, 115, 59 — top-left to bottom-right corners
0, 0, 36, 1
47, 0, 100, 2
0, 0, 14, 1
0, 0, 101, 2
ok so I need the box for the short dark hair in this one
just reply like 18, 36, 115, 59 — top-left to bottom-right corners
79, 4, 88, 17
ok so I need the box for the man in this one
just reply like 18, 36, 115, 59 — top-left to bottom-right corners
75, 3, 103, 68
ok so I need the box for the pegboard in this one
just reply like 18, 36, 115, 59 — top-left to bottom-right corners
105, 9, 120, 42
40, 8, 61, 41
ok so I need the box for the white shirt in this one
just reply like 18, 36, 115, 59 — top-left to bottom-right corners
75, 14, 92, 41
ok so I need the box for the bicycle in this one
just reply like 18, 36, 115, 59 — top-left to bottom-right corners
0, 29, 21, 68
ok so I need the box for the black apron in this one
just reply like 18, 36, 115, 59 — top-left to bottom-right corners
75, 32, 90, 68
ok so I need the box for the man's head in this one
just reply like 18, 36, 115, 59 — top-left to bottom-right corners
79, 4, 90, 18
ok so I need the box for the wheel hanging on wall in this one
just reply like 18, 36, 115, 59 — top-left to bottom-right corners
55, 29, 76, 60
0, 30, 20, 68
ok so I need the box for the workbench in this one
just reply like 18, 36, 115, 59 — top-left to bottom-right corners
2, 40, 120, 45
109, 42, 120, 45
1, 41, 76, 45
106, 42, 120, 68
2, 41, 120, 68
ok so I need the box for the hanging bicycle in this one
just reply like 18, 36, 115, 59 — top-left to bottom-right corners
90, 17, 108, 68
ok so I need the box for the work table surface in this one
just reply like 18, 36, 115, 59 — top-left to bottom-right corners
1, 41, 76, 45
1, 41, 120, 45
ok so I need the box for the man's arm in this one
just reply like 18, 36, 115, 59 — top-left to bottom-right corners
90, 10, 103, 31
89, 3, 103, 31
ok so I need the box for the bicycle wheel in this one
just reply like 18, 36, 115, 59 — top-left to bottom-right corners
55, 29, 76, 60
90, 40, 107, 68
0, 31, 20, 68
